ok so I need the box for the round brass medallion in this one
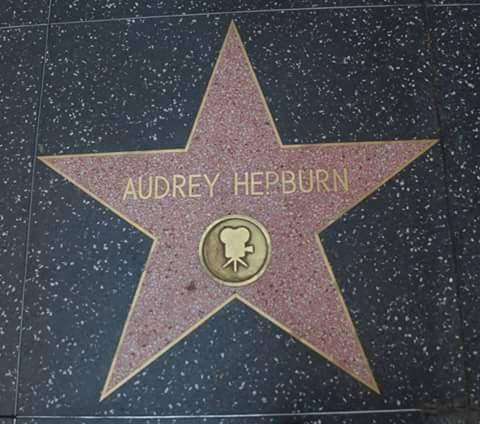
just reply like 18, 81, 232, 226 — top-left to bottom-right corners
199, 215, 271, 287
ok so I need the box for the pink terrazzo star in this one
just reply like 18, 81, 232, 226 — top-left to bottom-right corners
40, 22, 436, 400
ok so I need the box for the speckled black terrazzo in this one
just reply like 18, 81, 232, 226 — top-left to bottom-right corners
39, 18, 225, 154
320, 142, 464, 406
14, 413, 477, 424
49, 0, 420, 24
14, 413, 430, 424
429, 1, 476, 5
39, 8, 436, 155
0, 0, 49, 27
18, 165, 151, 414
429, 6, 480, 407
15, 7, 466, 416
0, 27, 45, 416
0, 0, 478, 421
238, 9, 436, 144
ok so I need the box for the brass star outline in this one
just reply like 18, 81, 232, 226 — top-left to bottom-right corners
39, 22, 438, 400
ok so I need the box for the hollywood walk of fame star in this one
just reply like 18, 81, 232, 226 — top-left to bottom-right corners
39, 22, 437, 400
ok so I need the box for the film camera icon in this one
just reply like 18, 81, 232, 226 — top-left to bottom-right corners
219, 227, 254, 273
199, 215, 270, 286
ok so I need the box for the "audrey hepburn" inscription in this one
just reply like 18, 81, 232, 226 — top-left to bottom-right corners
122, 168, 349, 200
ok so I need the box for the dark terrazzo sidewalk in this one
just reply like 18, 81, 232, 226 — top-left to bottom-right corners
0, 1, 478, 423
